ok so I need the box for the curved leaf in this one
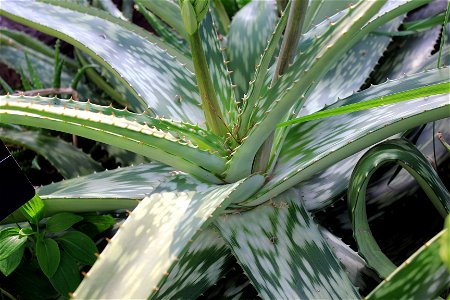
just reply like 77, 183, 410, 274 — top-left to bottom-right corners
0, 228, 26, 261
348, 139, 450, 278
243, 68, 450, 206
216, 189, 359, 299
0, 0, 204, 123
49, 250, 81, 297
46, 213, 84, 233
0, 126, 103, 179
73, 174, 263, 299
0, 95, 226, 182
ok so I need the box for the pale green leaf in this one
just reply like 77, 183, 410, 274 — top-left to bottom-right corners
0, 0, 203, 122
73, 174, 263, 299
0, 95, 226, 182
20, 194, 45, 225
37, 163, 173, 215
216, 189, 359, 299
226, 0, 278, 100
243, 68, 450, 207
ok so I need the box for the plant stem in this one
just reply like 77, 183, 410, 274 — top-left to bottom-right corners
253, 0, 307, 173
0, 288, 17, 300
188, 30, 228, 136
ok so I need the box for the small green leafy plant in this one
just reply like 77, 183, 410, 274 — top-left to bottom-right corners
0, 0, 449, 299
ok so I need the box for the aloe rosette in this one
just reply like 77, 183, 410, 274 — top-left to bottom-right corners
0, 0, 449, 298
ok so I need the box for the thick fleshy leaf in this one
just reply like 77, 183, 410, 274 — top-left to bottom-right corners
154, 227, 234, 299
37, 163, 173, 215
199, 12, 237, 125
0, 95, 226, 182
366, 230, 450, 300
216, 189, 359, 299
280, 81, 450, 126
348, 139, 450, 278
243, 68, 450, 206
0, 0, 203, 122
319, 227, 379, 292
226, 0, 278, 100
303, 0, 354, 30
225, 1, 392, 182
73, 174, 263, 299
0, 126, 103, 179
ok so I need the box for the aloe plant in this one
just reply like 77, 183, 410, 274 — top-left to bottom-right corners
0, 0, 449, 299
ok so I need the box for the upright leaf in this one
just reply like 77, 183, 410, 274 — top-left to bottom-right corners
49, 251, 81, 298
0, 228, 27, 261
226, 0, 278, 100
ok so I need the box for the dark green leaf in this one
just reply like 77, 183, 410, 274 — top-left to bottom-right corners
49, 251, 81, 298
58, 231, 97, 266
46, 213, 84, 233
81, 214, 115, 233
0, 228, 27, 261
36, 238, 61, 278
0, 242, 25, 276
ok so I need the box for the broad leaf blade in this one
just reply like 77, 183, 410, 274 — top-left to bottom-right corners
58, 231, 97, 266
46, 213, 84, 233
0, 0, 204, 123
0, 228, 26, 261
154, 227, 234, 299
37, 163, 173, 215
216, 189, 359, 299
36, 238, 61, 278
0, 126, 103, 179
73, 174, 263, 299
49, 251, 81, 298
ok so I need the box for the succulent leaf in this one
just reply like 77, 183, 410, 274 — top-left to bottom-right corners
72, 173, 263, 299
226, 0, 278, 101
243, 68, 450, 206
0, 0, 202, 122
0, 95, 226, 182
366, 229, 450, 300
216, 189, 359, 299
348, 139, 450, 278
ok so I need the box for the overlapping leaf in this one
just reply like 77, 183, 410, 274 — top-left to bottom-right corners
73, 173, 263, 299
243, 68, 450, 206
216, 189, 359, 299
0, 0, 202, 122
0, 95, 226, 182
